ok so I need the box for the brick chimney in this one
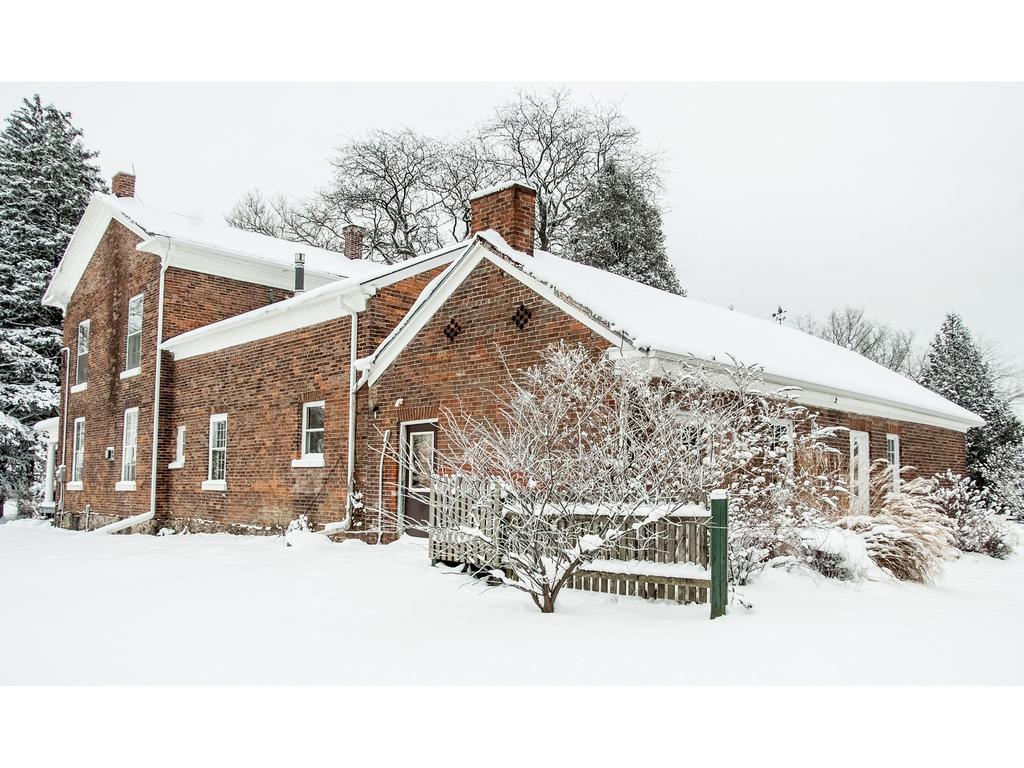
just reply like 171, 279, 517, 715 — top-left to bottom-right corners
469, 180, 536, 253
112, 171, 136, 198
343, 224, 365, 260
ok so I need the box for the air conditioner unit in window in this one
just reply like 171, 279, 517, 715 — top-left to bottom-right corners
104, 446, 115, 461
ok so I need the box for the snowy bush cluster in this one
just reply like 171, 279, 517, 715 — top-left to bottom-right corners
929, 470, 1016, 559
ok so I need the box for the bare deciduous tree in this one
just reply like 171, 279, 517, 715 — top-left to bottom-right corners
795, 307, 916, 374
228, 89, 662, 263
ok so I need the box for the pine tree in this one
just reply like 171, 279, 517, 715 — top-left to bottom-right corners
0, 95, 105, 425
565, 161, 684, 295
920, 313, 1023, 473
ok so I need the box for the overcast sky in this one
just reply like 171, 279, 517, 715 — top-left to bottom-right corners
3, 82, 1021, 371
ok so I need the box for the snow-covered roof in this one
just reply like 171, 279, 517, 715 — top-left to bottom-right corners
360, 230, 983, 432
161, 239, 471, 360
43, 193, 375, 309
104, 194, 375, 279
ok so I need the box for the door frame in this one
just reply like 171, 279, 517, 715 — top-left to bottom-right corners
848, 429, 871, 514
397, 418, 438, 533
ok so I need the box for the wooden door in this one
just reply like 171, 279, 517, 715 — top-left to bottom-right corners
401, 422, 437, 537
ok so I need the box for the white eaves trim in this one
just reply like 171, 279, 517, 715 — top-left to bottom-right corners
136, 236, 343, 294
160, 240, 469, 362
161, 282, 370, 361
649, 352, 981, 434
361, 236, 631, 388
42, 196, 150, 309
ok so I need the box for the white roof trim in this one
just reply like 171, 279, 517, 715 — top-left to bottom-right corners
359, 232, 981, 433
361, 235, 630, 388
160, 240, 470, 361
43, 196, 150, 309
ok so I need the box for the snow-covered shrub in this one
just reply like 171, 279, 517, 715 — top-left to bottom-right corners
930, 470, 1016, 559
836, 470, 956, 584
371, 342, 846, 609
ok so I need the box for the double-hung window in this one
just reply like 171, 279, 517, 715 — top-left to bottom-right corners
768, 418, 795, 467
117, 408, 139, 490
123, 294, 144, 375
69, 417, 85, 489
203, 414, 228, 490
886, 433, 901, 492
74, 320, 90, 388
292, 401, 325, 467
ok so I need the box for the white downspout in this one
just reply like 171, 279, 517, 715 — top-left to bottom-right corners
321, 300, 360, 536
94, 247, 170, 534
57, 346, 70, 515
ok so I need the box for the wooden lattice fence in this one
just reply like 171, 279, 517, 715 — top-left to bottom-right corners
427, 476, 712, 604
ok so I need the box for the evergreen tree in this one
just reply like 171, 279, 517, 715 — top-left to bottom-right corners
0, 94, 105, 425
565, 161, 684, 295
920, 313, 1023, 473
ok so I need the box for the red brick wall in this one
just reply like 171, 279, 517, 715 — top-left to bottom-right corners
56, 221, 297, 529
812, 407, 967, 480
153, 270, 444, 532
470, 183, 536, 253
355, 257, 609, 533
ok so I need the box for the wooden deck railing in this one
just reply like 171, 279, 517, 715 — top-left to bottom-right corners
427, 477, 711, 604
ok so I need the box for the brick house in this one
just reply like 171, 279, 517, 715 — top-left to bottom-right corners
43, 174, 983, 537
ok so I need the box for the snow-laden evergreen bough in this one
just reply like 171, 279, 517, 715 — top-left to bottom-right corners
369, 342, 847, 611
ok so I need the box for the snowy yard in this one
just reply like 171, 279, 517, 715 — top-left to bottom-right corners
1, 518, 1021, 685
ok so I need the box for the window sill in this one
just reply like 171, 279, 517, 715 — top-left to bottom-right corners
201, 479, 227, 492
291, 455, 325, 468
70, 383, 87, 394
65, 481, 83, 491
167, 460, 185, 470
119, 367, 141, 380
115, 480, 137, 492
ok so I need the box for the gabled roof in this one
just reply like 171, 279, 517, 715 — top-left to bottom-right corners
160, 239, 471, 360
359, 230, 985, 433
43, 193, 377, 309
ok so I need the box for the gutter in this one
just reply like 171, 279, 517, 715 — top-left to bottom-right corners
58, 346, 70, 514
93, 241, 171, 534
322, 298, 362, 535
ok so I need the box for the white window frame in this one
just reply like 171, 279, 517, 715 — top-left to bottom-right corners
72, 320, 90, 392
123, 293, 144, 377
68, 417, 85, 490
168, 425, 186, 469
292, 400, 326, 468
116, 407, 139, 491
202, 413, 228, 491
769, 417, 795, 468
886, 433, 901, 493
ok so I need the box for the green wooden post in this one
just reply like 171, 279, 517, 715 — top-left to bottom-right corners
710, 490, 728, 620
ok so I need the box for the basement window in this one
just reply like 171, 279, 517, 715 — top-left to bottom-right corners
124, 293, 144, 375
443, 318, 463, 342
202, 413, 228, 491
292, 401, 325, 468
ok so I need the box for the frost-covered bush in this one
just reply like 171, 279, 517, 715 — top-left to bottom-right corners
0, 413, 41, 513
930, 470, 1016, 559
370, 342, 848, 608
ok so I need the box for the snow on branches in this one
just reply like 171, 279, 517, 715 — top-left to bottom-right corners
369, 342, 846, 610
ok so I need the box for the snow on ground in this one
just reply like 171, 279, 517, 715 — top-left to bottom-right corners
1, 519, 1021, 685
